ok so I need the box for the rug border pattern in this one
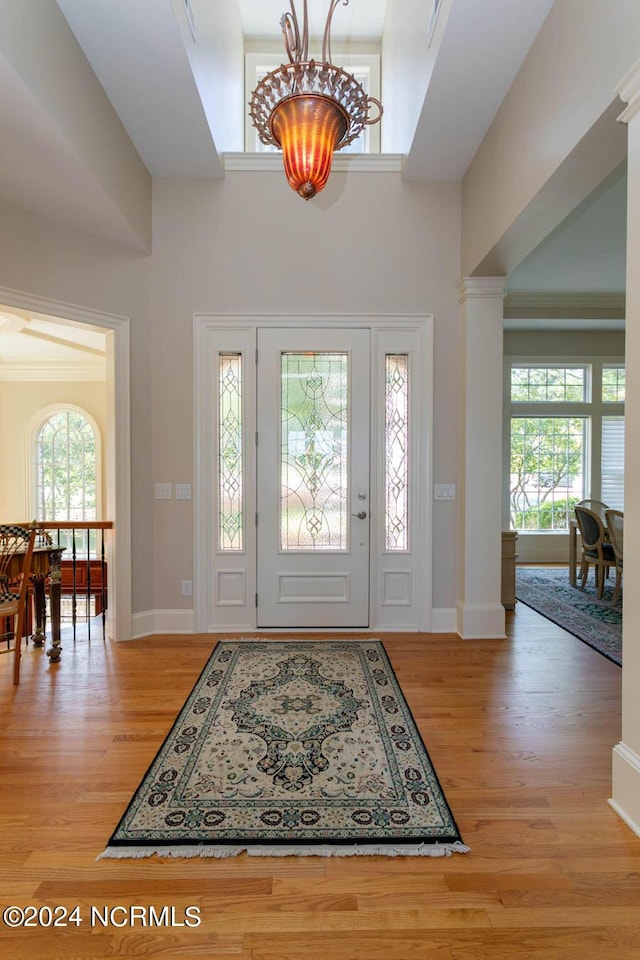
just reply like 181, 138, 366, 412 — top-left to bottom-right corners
516, 566, 621, 667
102, 639, 466, 857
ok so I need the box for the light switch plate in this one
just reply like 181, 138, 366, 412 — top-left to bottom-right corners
175, 483, 192, 501
155, 482, 172, 500
434, 483, 456, 500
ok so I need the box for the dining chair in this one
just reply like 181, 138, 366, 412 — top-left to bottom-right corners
604, 509, 624, 605
0, 524, 36, 685
574, 505, 616, 600
576, 499, 609, 520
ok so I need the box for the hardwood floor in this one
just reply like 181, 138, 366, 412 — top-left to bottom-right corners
1, 608, 637, 959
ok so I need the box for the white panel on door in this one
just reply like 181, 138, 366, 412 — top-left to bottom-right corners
257, 327, 370, 628
277, 572, 351, 603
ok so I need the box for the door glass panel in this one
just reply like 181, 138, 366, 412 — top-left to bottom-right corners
218, 353, 243, 551
385, 354, 409, 551
280, 352, 348, 551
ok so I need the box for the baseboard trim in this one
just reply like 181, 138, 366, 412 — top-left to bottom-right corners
431, 608, 458, 633
610, 742, 640, 837
456, 601, 506, 639
131, 606, 490, 640
131, 609, 195, 638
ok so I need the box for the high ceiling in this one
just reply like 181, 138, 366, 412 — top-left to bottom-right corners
53, 0, 555, 177
237, 0, 388, 42
0, 0, 627, 344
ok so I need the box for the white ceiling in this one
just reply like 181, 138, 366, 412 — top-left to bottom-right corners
508, 165, 627, 296
0, 1, 626, 327
53, 0, 557, 178
0, 307, 107, 376
238, 0, 388, 42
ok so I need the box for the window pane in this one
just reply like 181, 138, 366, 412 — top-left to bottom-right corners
602, 365, 625, 403
385, 354, 409, 551
37, 410, 97, 522
601, 416, 625, 509
280, 352, 348, 551
510, 417, 586, 530
218, 354, 243, 551
511, 366, 586, 403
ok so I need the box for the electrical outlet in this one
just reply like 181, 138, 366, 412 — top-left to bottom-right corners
181, 580, 193, 597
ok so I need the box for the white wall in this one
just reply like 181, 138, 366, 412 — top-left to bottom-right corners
0, 172, 463, 626
150, 171, 462, 616
0, 200, 153, 614
462, 0, 640, 277
0, 0, 151, 249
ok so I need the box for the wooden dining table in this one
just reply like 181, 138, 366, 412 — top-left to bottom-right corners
7, 542, 65, 661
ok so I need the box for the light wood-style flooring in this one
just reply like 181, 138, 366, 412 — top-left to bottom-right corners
1, 607, 637, 959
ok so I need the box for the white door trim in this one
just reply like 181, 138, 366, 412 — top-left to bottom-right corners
0, 284, 132, 641
194, 314, 433, 633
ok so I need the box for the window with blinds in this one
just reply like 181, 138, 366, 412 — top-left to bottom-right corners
601, 416, 625, 509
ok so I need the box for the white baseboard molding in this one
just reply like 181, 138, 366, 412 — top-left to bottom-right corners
456, 601, 507, 639
431, 608, 458, 633
131, 609, 195, 638
610, 742, 640, 838
131, 612, 463, 636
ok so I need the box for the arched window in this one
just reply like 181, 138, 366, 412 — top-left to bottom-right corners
34, 407, 100, 526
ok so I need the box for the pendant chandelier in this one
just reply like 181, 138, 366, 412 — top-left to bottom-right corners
249, 0, 383, 200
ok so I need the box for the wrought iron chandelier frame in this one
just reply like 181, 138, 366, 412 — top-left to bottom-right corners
248, 0, 383, 152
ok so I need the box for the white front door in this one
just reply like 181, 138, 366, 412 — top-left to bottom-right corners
256, 327, 371, 627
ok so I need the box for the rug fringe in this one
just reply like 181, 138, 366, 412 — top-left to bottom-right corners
97, 841, 470, 861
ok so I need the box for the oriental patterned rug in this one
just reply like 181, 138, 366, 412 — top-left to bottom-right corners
100, 640, 468, 859
516, 566, 622, 666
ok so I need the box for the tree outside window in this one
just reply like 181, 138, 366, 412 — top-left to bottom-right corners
510, 416, 585, 530
36, 408, 99, 555
509, 362, 624, 531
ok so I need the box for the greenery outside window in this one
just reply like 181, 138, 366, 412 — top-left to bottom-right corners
508, 362, 624, 531
34, 406, 100, 556
510, 416, 586, 530
602, 365, 625, 403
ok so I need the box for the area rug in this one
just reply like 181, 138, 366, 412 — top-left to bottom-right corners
100, 640, 468, 859
516, 566, 621, 666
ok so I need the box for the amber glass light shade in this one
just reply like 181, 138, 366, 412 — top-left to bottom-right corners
271, 95, 348, 200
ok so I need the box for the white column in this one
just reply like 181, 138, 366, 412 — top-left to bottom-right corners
457, 277, 506, 639
610, 62, 640, 837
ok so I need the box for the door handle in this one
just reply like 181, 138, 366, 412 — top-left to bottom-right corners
351, 510, 368, 520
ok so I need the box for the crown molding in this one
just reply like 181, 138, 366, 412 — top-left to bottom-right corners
223, 152, 404, 173
617, 60, 640, 124
0, 358, 106, 382
504, 292, 626, 320
458, 277, 506, 303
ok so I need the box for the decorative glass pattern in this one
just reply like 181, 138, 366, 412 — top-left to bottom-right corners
511, 366, 586, 403
385, 355, 409, 551
218, 354, 243, 551
280, 353, 348, 551
602, 365, 625, 403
